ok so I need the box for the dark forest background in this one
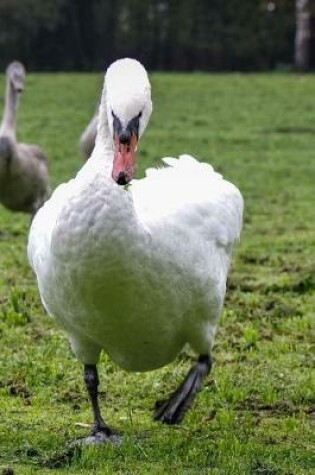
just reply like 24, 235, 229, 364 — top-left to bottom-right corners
0, 0, 313, 71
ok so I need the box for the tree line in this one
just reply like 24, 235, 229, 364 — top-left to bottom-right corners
0, 0, 313, 71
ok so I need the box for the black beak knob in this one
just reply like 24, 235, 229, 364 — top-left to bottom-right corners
119, 131, 131, 146
117, 172, 128, 186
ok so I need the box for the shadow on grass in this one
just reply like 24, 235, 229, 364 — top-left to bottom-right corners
259, 126, 315, 135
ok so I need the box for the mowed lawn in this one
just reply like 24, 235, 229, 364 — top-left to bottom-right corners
0, 71, 314, 475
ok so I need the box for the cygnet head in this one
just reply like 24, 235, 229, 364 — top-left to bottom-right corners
104, 58, 152, 185
6, 61, 26, 94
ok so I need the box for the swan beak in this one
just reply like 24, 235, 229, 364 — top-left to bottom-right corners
13, 77, 24, 93
14, 83, 24, 93
112, 133, 138, 185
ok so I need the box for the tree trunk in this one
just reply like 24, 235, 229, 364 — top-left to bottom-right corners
295, 0, 311, 70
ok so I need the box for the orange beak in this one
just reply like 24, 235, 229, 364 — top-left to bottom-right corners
112, 133, 138, 185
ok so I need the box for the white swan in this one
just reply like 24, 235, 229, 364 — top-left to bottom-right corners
28, 58, 243, 443
0, 61, 50, 215
79, 112, 98, 160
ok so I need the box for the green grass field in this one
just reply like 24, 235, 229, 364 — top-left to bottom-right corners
0, 71, 314, 475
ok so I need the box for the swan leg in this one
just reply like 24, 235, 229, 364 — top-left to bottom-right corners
79, 364, 120, 444
154, 354, 212, 425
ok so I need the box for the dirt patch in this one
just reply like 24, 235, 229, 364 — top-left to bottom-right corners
263, 299, 302, 319
58, 390, 83, 410
14, 447, 40, 458
41, 445, 81, 469
252, 459, 288, 475
262, 126, 315, 135
269, 273, 315, 295
237, 395, 314, 418
0, 379, 32, 402
240, 254, 270, 265
227, 264, 314, 297
225, 293, 302, 323
1, 468, 15, 475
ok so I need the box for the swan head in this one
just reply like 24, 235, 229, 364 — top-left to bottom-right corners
6, 61, 25, 94
104, 58, 152, 185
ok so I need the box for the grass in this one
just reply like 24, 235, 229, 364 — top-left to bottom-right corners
0, 71, 314, 474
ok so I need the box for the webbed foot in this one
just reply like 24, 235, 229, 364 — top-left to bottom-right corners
78, 428, 121, 445
154, 354, 212, 424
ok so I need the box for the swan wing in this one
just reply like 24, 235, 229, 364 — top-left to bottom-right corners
27, 179, 73, 274
18, 143, 48, 164
79, 114, 98, 159
130, 154, 243, 248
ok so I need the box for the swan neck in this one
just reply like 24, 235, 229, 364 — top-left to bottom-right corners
0, 79, 18, 138
95, 84, 113, 154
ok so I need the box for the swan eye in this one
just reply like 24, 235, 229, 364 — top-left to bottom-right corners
138, 111, 142, 118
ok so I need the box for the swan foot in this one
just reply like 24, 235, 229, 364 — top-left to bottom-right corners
77, 428, 121, 445
154, 354, 212, 425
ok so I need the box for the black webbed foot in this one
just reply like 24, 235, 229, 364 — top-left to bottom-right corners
154, 354, 212, 424
78, 428, 121, 445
